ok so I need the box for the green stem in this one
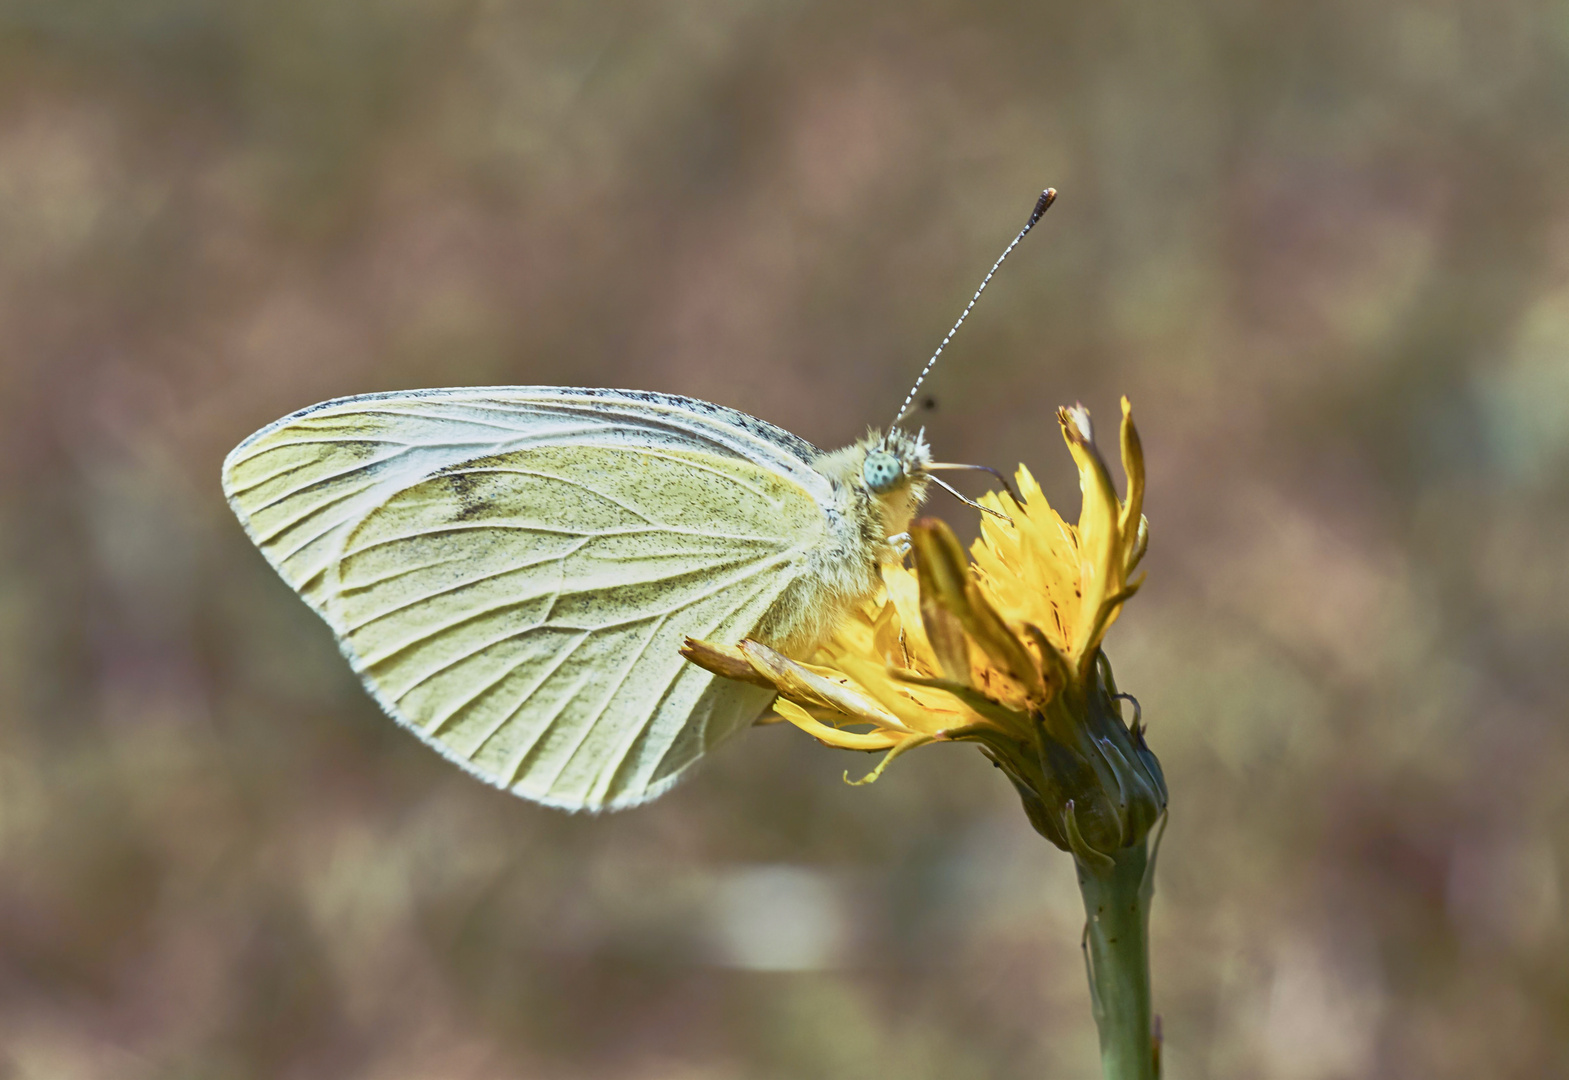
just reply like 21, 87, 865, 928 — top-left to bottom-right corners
1076, 835, 1159, 1080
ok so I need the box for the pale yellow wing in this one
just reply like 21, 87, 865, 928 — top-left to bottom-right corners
222, 388, 831, 809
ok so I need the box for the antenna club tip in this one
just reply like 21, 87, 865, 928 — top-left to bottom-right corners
1029, 188, 1058, 225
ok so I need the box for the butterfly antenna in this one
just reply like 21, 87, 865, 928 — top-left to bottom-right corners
888, 187, 1056, 432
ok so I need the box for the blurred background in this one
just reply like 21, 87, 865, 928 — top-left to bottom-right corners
1, 1, 1567, 1077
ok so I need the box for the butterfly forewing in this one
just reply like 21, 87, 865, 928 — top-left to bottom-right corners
223, 389, 832, 809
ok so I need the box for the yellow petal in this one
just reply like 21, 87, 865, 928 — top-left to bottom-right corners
835, 655, 969, 735
870, 598, 905, 667
1118, 397, 1146, 572
772, 698, 904, 751
910, 541, 971, 684
882, 564, 937, 670
912, 519, 1046, 701
738, 639, 908, 729
1058, 404, 1125, 672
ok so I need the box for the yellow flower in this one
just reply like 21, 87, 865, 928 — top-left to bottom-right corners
683, 398, 1165, 865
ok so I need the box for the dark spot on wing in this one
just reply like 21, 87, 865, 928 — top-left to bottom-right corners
441, 470, 492, 521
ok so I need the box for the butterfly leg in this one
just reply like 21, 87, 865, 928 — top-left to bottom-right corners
886, 532, 912, 559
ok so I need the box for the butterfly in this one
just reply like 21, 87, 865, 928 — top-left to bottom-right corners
222, 190, 1054, 811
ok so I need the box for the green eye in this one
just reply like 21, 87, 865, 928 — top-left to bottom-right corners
862, 451, 903, 493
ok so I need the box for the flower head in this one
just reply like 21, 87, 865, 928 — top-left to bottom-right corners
683, 398, 1165, 865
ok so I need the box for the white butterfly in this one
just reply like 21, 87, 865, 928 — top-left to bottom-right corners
223, 388, 931, 809
222, 190, 1054, 811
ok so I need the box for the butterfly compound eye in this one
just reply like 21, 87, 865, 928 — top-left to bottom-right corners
862, 450, 903, 493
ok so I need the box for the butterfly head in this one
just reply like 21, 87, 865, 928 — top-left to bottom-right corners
811, 427, 932, 555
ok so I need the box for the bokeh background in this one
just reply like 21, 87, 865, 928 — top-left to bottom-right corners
2, 1, 1567, 1077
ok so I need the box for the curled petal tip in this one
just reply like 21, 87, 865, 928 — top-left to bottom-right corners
681, 637, 777, 688
1060, 403, 1095, 445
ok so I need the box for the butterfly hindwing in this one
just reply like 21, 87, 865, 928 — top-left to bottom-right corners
223, 388, 832, 809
